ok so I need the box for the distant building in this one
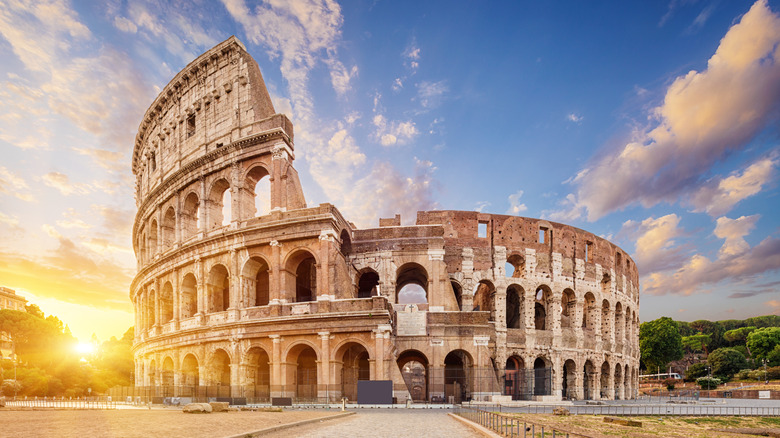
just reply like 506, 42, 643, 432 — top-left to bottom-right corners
0, 287, 26, 360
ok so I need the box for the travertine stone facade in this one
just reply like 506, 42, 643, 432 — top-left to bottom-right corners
131, 37, 640, 403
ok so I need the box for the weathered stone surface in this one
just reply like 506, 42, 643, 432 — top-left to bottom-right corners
182, 403, 212, 413
552, 407, 570, 416
603, 417, 641, 427
131, 36, 641, 405
209, 402, 229, 412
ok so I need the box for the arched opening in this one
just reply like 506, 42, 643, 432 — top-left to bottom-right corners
137, 231, 146, 264
147, 290, 156, 328
149, 219, 158, 257
337, 342, 370, 401
245, 166, 270, 218
472, 280, 495, 321
601, 272, 611, 294
245, 347, 270, 402
207, 264, 230, 312
208, 178, 231, 229
148, 360, 156, 386
562, 359, 577, 400
582, 292, 596, 329
444, 350, 472, 403
357, 269, 379, 298
600, 361, 610, 399
209, 349, 231, 397
288, 345, 318, 401
398, 350, 429, 402
506, 284, 524, 328
583, 360, 595, 400
296, 257, 316, 302
450, 280, 463, 310
181, 273, 198, 318
162, 207, 176, 249
614, 363, 623, 400
396, 263, 428, 304
182, 192, 200, 240
625, 308, 632, 343
601, 300, 611, 342
614, 302, 624, 342
162, 357, 174, 396
533, 357, 551, 396
561, 288, 575, 329
340, 229, 352, 256
181, 354, 199, 388
625, 364, 631, 399
504, 356, 526, 400
160, 281, 173, 323
534, 286, 551, 330
242, 256, 270, 307
506, 253, 525, 278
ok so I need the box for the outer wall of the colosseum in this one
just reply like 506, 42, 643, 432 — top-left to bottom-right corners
128, 36, 640, 404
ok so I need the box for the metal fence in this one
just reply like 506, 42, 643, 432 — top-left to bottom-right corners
487, 404, 780, 417
454, 405, 571, 437
4, 398, 117, 410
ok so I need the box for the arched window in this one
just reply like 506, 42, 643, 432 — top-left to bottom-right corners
340, 229, 352, 256
207, 178, 231, 229
473, 281, 495, 320
396, 263, 428, 304
182, 192, 200, 240
242, 256, 270, 306
295, 257, 317, 302
506, 285, 524, 328
506, 253, 525, 278
149, 220, 158, 256
534, 286, 551, 330
561, 289, 575, 329
244, 166, 270, 218
357, 269, 379, 298
160, 281, 173, 323
181, 273, 198, 318
207, 264, 230, 312
582, 292, 596, 329
162, 207, 176, 249
450, 280, 463, 311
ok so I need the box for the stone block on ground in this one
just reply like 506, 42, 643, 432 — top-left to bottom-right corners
209, 402, 229, 412
553, 407, 570, 416
182, 403, 212, 413
603, 416, 641, 427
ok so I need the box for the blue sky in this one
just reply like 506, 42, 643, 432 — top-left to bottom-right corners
0, 0, 779, 342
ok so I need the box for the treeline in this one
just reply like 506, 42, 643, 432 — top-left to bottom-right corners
640, 315, 780, 384
0, 306, 133, 397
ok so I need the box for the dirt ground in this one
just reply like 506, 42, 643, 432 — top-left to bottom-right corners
507, 413, 780, 438
0, 408, 343, 437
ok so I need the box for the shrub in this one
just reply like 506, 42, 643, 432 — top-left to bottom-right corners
696, 377, 722, 390
663, 378, 678, 390
685, 363, 707, 381
735, 369, 752, 380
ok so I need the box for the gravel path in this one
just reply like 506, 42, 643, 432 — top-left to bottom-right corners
262, 410, 483, 438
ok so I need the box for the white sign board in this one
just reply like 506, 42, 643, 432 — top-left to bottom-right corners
397, 311, 427, 336
759, 390, 770, 399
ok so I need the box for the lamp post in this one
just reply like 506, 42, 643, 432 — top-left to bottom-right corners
763, 359, 768, 385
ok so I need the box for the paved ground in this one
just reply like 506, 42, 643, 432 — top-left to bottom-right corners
262, 410, 483, 438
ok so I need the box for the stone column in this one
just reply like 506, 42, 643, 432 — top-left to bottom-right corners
270, 240, 282, 304
318, 231, 335, 301
494, 284, 507, 328
574, 364, 584, 400
319, 332, 330, 401
373, 325, 389, 380
196, 256, 206, 323
270, 144, 288, 210
270, 335, 282, 397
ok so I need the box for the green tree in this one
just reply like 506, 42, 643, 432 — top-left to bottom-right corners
682, 333, 711, 354
746, 327, 780, 362
767, 345, 780, 367
640, 317, 684, 373
707, 347, 748, 380
24, 304, 44, 319
685, 363, 708, 381
92, 327, 134, 388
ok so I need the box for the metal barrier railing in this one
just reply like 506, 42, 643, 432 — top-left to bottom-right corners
454, 405, 571, 437
4, 398, 117, 410
475, 403, 780, 417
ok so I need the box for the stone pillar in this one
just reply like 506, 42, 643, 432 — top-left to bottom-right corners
574, 364, 584, 400
270, 335, 282, 397
154, 278, 161, 328
270, 240, 282, 304
196, 257, 206, 323
607, 366, 615, 400
198, 177, 206, 237
428, 248, 445, 308
319, 332, 330, 401
494, 284, 507, 328
373, 325, 389, 380
173, 269, 180, 329
318, 231, 335, 300
270, 144, 289, 211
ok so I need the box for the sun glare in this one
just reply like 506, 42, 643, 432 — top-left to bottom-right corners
75, 343, 95, 354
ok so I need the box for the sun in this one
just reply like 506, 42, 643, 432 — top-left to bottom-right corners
74, 343, 95, 354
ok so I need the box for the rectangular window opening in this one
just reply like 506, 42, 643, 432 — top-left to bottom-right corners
585, 241, 592, 262
539, 227, 546, 244
187, 115, 196, 138
478, 221, 488, 238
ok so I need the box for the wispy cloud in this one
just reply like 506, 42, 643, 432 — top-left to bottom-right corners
567, 113, 584, 123
417, 80, 448, 109
507, 191, 528, 215
372, 114, 419, 146
688, 156, 777, 216
559, 0, 780, 221
0, 166, 34, 201
620, 214, 688, 274
42, 172, 91, 196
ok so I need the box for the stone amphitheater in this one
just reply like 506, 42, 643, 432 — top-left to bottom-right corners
131, 36, 640, 404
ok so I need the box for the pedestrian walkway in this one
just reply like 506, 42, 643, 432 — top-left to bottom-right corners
261, 410, 483, 438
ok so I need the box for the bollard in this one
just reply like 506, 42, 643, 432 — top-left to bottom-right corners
341, 397, 346, 412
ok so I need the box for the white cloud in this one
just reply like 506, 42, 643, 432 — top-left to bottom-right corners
0, 166, 34, 201
372, 114, 419, 146
417, 80, 448, 108
688, 157, 777, 216
42, 172, 91, 196
565, 0, 780, 221
393, 77, 403, 91
113, 16, 137, 33
567, 113, 583, 123
475, 201, 491, 213
620, 214, 687, 274
507, 191, 528, 215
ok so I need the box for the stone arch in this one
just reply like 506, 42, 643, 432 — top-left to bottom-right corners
473, 280, 495, 321
562, 358, 577, 400
242, 256, 270, 307
207, 264, 230, 312
208, 348, 232, 396
601, 299, 611, 341
161, 356, 174, 395
533, 357, 552, 396
561, 288, 576, 329
207, 177, 231, 229
450, 279, 463, 310
147, 289, 156, 328
244, 165, 270, 218
534, 285, 552, 330
600, 361, 610, 399
180, 272, 198, 318
504, 355, 526, 400
506, 284, 524, 329
614, 302, 624, 342
160, 281, 174, 323
181, 353, 199, 387
182, 192, 200, 240
614, 362, 623, 400
356, 267, 379, 299
624, 363, 631, 399
137, 230, 146, 264
444, 349, 473, 403
148, 359, 157, 386
340, 229, 352, 256
161, 206, 176, 249
149, 219, 158, 257
285, 249, 318, 303
334, 341, 370, 401
245, 346, 270, 401
624, 307, 632, 343
506, 253, 525, 278
396, 262, 429, 304
583, 359, 596, 400
285, 343, 319, 401
601, 271, 611, 294
397, 350, 429, 402
582, 292, 596, 329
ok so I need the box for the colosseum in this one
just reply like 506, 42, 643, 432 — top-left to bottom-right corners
130, 36, 640, 404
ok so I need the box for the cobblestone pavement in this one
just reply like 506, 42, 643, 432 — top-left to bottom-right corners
262, 410, 483, 438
